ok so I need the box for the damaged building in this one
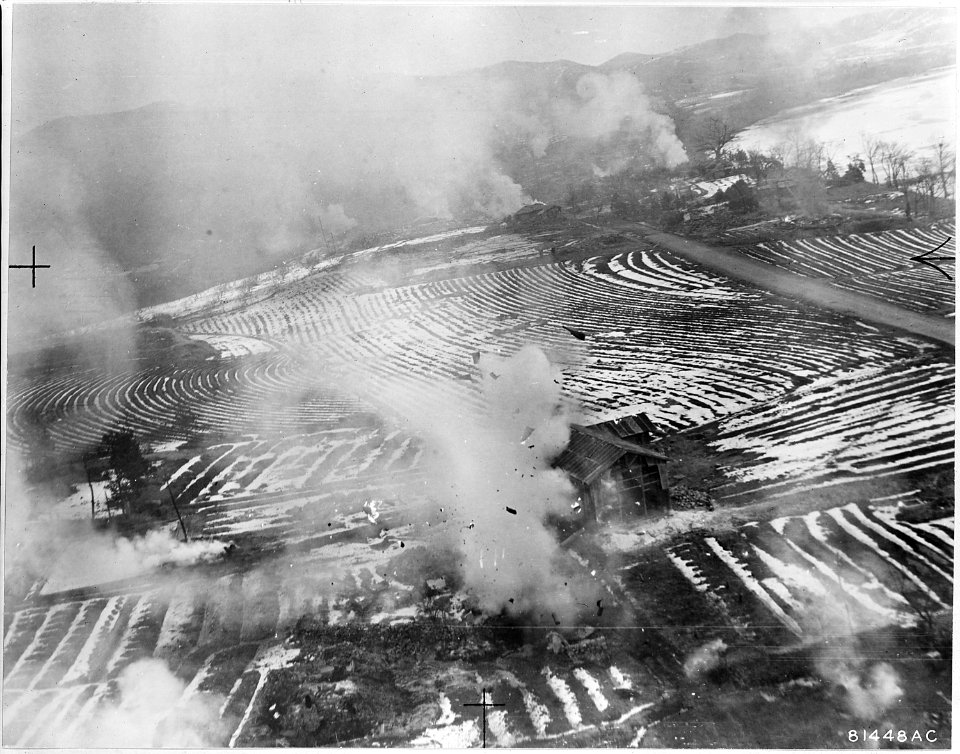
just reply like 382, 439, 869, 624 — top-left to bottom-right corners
555, 414, 670, 524
508, 202, 563, 226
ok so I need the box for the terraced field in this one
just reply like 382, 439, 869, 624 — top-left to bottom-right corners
9, 234, 942, 460
705, 357, 954, 502
2, 543, 430, 747
5, 222, 954, 747
735, 221, 956, 316
621, 500, 953, 652
395, 658, 658, 748
3, 531, 665, 748
163, 427, 420, 507
6, 355, 373, 455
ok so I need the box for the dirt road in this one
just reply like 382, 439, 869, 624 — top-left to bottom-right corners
632, 225, 955, 347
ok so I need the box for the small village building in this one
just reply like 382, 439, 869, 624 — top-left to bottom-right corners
510, 202, 563, 225
554, 415, 670, 524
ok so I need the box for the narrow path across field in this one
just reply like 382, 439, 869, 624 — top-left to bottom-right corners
633, 225, 955, 346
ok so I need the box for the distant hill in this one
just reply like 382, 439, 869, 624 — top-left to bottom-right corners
9, 6, 954, 333
598, 8, 954, 136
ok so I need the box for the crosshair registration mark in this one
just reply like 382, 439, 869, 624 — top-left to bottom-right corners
463, 688, 505, 748
9, 246, 50, 288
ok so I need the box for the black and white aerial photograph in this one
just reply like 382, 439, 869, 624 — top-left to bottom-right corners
1, 2, 956, 748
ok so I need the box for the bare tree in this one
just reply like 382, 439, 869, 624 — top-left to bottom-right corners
783, 127, 827, 174
768, 142, 788, 170
877, 142, 914, 216
785, 127, 806, 169
934, 141, 955, 200
697, 117, 738, 161
913, 157, 938, 211
878, 141, 912, 191
861, 134, 884, 184
746, 149, 780, 183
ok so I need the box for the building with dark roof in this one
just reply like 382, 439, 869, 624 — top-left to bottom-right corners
509, 202, 562, 225
554, 416, 670, 524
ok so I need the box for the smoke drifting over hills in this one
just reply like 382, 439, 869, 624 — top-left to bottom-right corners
10, 64, 684, 342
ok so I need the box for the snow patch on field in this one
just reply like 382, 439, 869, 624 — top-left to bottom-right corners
186, 333, 275, 357
154, 592, 197, 657
752, 546, 828, 598
543, 667, 583, 729
47, 481, 111, 520
151, 440, 186, 454
735, 67, 955, 157
411, 719, 480, 748
251, 643, 300, 672
62, 596, 126, 684
573, 667, 609, 712
229, 645, 301, 747
705, 538, 802, 635
486, 709, 516, 747
368, 604, 418, 624
666, 549, 709, 592
609, 666, 633, 690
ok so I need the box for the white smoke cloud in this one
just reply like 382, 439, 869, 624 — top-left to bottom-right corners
316, 203, 358, 237
683, 638, 727, 679
554, 72, 688, 167
12, 65, 688, 340
820, 657, 904, 720
371, 345, 596, 619
42, 658, 225, 747
41, 527, 226, 593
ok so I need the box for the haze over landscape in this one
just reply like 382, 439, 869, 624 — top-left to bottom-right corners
3, 4, 957, 750
10, 5, 953, 333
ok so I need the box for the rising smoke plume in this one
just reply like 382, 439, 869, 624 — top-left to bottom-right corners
554, 71, 688, 167
30, 658, 226, 747
344, 344, 598, 620
42, 527, 226, 594
3, 451, 224, 598
10, 63, 685, 346
817, 645, 904, 720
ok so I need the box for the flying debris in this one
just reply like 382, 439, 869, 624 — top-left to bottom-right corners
363, 499, 382, 524
506, 506, 517, 515
520, 426, 536, 443
563, 325, 587, 341
489, 372, 500, 380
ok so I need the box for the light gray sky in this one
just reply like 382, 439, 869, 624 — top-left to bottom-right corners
12, 3, 875, 134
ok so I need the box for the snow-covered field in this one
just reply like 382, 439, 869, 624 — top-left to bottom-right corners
735, 222, 955, 316
10, 224, 944, 461
735, 67, 956, 157
707, 359, 954, 501
665, 502, 953, 638
6, 221, 953, 747
46, 481, 111, 521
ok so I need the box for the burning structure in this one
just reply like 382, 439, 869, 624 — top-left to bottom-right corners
555, 414, 670, 523
509, 202, 563, 226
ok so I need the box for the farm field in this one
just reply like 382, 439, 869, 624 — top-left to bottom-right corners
700, 357, 954, 503
2, 574, 666, 748
653, 500, 953, 645
5, 221, 954, 747
735, 221, 955, 316
8, 227, 946, 454
733, 67, 956, 162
